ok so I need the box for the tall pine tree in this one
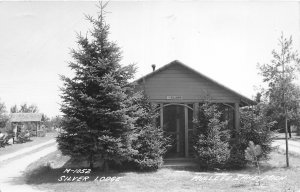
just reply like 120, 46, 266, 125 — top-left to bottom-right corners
57, 2, 137, 170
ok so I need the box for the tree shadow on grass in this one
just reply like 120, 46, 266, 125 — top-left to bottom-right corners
8, 150, 127, 186
20, 158, 202, 185
162, 166, 201, 172
160, 162, 277, 174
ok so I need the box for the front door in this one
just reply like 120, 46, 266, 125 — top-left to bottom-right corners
163, 105, 185, 158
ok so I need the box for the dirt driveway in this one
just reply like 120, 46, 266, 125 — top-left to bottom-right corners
272, 139, 300, 156
0, 144, 57, 192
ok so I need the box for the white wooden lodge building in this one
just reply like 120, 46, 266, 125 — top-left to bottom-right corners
133, 60, 256, 158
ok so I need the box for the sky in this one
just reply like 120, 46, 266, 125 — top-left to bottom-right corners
0, 1, 300, 117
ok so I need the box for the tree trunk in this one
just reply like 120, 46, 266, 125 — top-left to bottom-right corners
103, 160, 109, 172
288, 123, 292, 138
89, 154, 94, 169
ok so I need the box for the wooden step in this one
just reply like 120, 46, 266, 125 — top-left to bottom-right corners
163, 158, 198, 168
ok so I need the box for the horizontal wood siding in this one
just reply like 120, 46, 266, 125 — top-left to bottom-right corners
138, 63, 239, 103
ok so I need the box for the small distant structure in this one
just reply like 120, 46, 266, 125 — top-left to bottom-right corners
10, 113, 43, 140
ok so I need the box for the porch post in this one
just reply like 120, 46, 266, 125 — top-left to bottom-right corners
176, 106, 180, 153
151, 102, 157, 126
234, 102, 240, 131
184, 106, 189, 157
193, 103, 199, 132
13, 123, 17, 142
36, 122, 39, 137
160, 103, 164, 129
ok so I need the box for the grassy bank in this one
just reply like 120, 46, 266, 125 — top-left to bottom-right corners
18, 148, 300, 192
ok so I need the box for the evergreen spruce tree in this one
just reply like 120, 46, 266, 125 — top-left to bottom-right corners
129, 90, 170, 170
193, 103, 230, 169
57, 2, 137, 170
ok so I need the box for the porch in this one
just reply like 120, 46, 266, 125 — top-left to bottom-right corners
156, 102, 239, 158
133, 60, 256, 159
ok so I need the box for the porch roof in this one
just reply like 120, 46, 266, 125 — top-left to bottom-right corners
10, 113, 43, 123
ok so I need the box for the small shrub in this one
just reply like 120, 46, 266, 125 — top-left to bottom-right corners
245, 141, 262, 185
123, 89, 170, 171
193, 103, 230, 169
226, 144, 247, 169
241, 109, 274, 158
227, 105, 275, 168
130, 125, 170, 171
245, 141, 262, 166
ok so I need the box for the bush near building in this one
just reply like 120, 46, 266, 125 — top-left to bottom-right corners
193, 102, 275, 170
193, 103, 230, 169
227, 103, 276, 169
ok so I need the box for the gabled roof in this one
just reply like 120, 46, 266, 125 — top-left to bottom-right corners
10, 113, 43, 122
134, 60, 256, 106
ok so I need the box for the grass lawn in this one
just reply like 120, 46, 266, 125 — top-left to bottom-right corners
0, 132, 57, 157
19, 148, 300, 192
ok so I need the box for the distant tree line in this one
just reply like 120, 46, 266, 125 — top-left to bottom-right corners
10, 103, 39, 113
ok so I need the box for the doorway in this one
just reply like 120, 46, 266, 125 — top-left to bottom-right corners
163, 105, 185, 158
162, 104, 194, 158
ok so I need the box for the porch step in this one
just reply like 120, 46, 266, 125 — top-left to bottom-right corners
163, 158, 198, 168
